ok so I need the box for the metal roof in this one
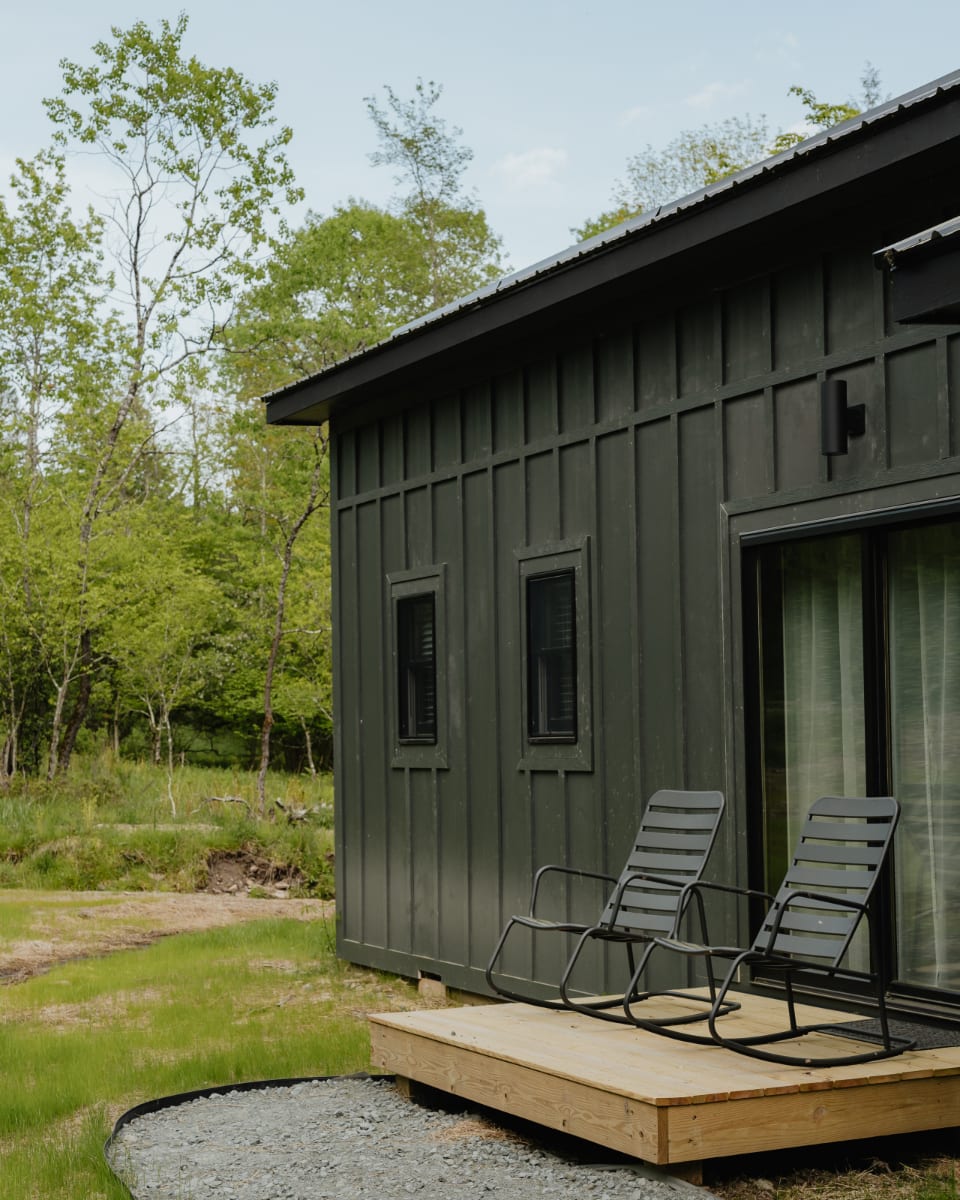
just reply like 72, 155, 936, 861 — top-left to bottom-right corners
876, 214, 960, 266
264, 68, 960, 416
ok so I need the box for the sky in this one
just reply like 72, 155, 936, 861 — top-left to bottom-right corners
2, 1, 960, 272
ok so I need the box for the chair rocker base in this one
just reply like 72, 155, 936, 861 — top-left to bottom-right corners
561, 986, 742, 1027
709, 1019, 917, 1068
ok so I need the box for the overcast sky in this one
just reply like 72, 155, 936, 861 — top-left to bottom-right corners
2, 1, 959, 271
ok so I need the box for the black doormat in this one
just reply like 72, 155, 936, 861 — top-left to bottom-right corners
828, 1017, 960, 1050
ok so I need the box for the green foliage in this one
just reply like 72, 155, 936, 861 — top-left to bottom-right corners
44, 14, 301, 327
573, 114, 770, 241
576, 67, 886, 241
0, 913, 413, 1198
0, 758, 335, 896
365, 77, 505, 307
770, 87, 861, 153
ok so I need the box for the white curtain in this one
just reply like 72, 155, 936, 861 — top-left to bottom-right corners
777, 536, 868, 969
781, 536, 867, 835
889, 525, 960, 991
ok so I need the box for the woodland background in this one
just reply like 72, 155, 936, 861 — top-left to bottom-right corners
0, 15, 873, 804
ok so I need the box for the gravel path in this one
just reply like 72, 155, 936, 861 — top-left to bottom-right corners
107, 1076, 715, 1200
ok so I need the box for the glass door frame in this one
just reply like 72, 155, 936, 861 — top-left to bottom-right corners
740, 507, 960, 1019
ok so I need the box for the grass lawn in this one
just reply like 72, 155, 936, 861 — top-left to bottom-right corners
0, 897, 423, 1199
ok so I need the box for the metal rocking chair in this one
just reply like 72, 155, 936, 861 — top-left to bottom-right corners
628, 794, 915, 1067
485, 789, 731, 1025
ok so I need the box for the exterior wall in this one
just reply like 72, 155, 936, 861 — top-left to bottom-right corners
331, 226, 960, 993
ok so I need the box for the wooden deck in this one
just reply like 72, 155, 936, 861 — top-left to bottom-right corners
369, 992, 960, 1174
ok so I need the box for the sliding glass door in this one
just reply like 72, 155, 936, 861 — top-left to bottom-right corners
752, 517, 960, 1006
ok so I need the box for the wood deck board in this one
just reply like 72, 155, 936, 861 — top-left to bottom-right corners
369, 994, 960, 1165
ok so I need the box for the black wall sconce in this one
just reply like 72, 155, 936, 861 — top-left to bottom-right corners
820, 379, 865, 456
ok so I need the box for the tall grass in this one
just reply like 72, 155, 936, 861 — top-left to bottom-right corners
0, 914, 416, 1199
0, 754, 335, 896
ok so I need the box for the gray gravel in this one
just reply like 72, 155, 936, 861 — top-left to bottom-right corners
107, 1076, 715, 1200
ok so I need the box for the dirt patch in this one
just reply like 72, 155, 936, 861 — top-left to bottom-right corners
203, 848, 303, 896
0, 891, 331, 985
430, 1117, 527, 1145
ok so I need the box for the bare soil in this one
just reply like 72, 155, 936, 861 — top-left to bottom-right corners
0, 890, 331, 985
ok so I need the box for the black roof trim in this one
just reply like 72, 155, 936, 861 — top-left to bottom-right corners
265, 69, 960, 423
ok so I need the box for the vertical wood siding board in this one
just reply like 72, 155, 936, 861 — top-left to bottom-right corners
463, 469, 499, 967
457, 471, 474, 965
434, 478, 468, 965
488, 464, 505, 942
590, 433, 608, 873
381, 494, 411, 953
553, 447, 562, 541
717, 500, 746, 947
949, 336, 960, 457
330, 489, 348, 945
346, 505, 365, 942
330, 436, 341, 891
880, 354, 892, 472
673, 415, 687, 785
397, 490, 412, 952
936, 337, 951, 461
628, 425, 643, 816
719, 291, 728, 389
763, 277, 773, 376
766, 385, 778, 494
357, 501, 388, 948
430, 477, 440, 962
494, 461, 527, 976
631, 320, 641, 412
405, 767, 414, 952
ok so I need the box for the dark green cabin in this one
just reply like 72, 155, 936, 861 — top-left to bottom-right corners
267, 72, 960, 1020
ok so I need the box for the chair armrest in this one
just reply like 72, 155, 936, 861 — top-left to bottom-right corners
529, 864, 617, 917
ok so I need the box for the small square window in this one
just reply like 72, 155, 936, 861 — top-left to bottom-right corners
388, 566, 447, 770
397, 594, 437, 743
517, 538, 592, 773
526, 571, 577, 741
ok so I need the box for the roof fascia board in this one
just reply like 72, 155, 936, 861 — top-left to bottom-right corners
266, 92, 960, 427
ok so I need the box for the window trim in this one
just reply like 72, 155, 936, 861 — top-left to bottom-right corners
517, 538, 593, 772
387, 566, 448, 769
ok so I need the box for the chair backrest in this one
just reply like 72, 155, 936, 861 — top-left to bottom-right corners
600, 789, 725, 936
752, 795, 900, 967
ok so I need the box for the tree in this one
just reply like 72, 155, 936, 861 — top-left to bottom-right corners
220, 80, 506, 798
0, 150, 120, 781
366, 78, 505, 306
573, 114, 771, 241
575, 67, 886, 241
35, 13, 300, 773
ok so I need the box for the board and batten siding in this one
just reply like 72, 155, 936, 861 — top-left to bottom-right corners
331, 234, 960, 995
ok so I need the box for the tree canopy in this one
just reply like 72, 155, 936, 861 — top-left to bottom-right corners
574, 65, 886, 242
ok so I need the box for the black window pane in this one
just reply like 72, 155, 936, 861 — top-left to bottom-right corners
527, 571, 577, 740
398, 594, 437, 743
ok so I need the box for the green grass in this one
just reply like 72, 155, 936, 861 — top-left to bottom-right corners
0, 913, 417, 1200
0, 755, 335, 896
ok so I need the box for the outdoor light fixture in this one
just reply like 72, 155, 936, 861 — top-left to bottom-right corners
820, 379, 865, 456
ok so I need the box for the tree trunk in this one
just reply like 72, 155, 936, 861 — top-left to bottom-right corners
164, 709, 176, 816
256, 427, 327, 814
57, 629, 93, 773
300, 716, 316, 777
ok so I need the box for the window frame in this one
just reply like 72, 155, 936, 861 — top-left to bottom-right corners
517, 538, 593, 772
388, 566, 448, 770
